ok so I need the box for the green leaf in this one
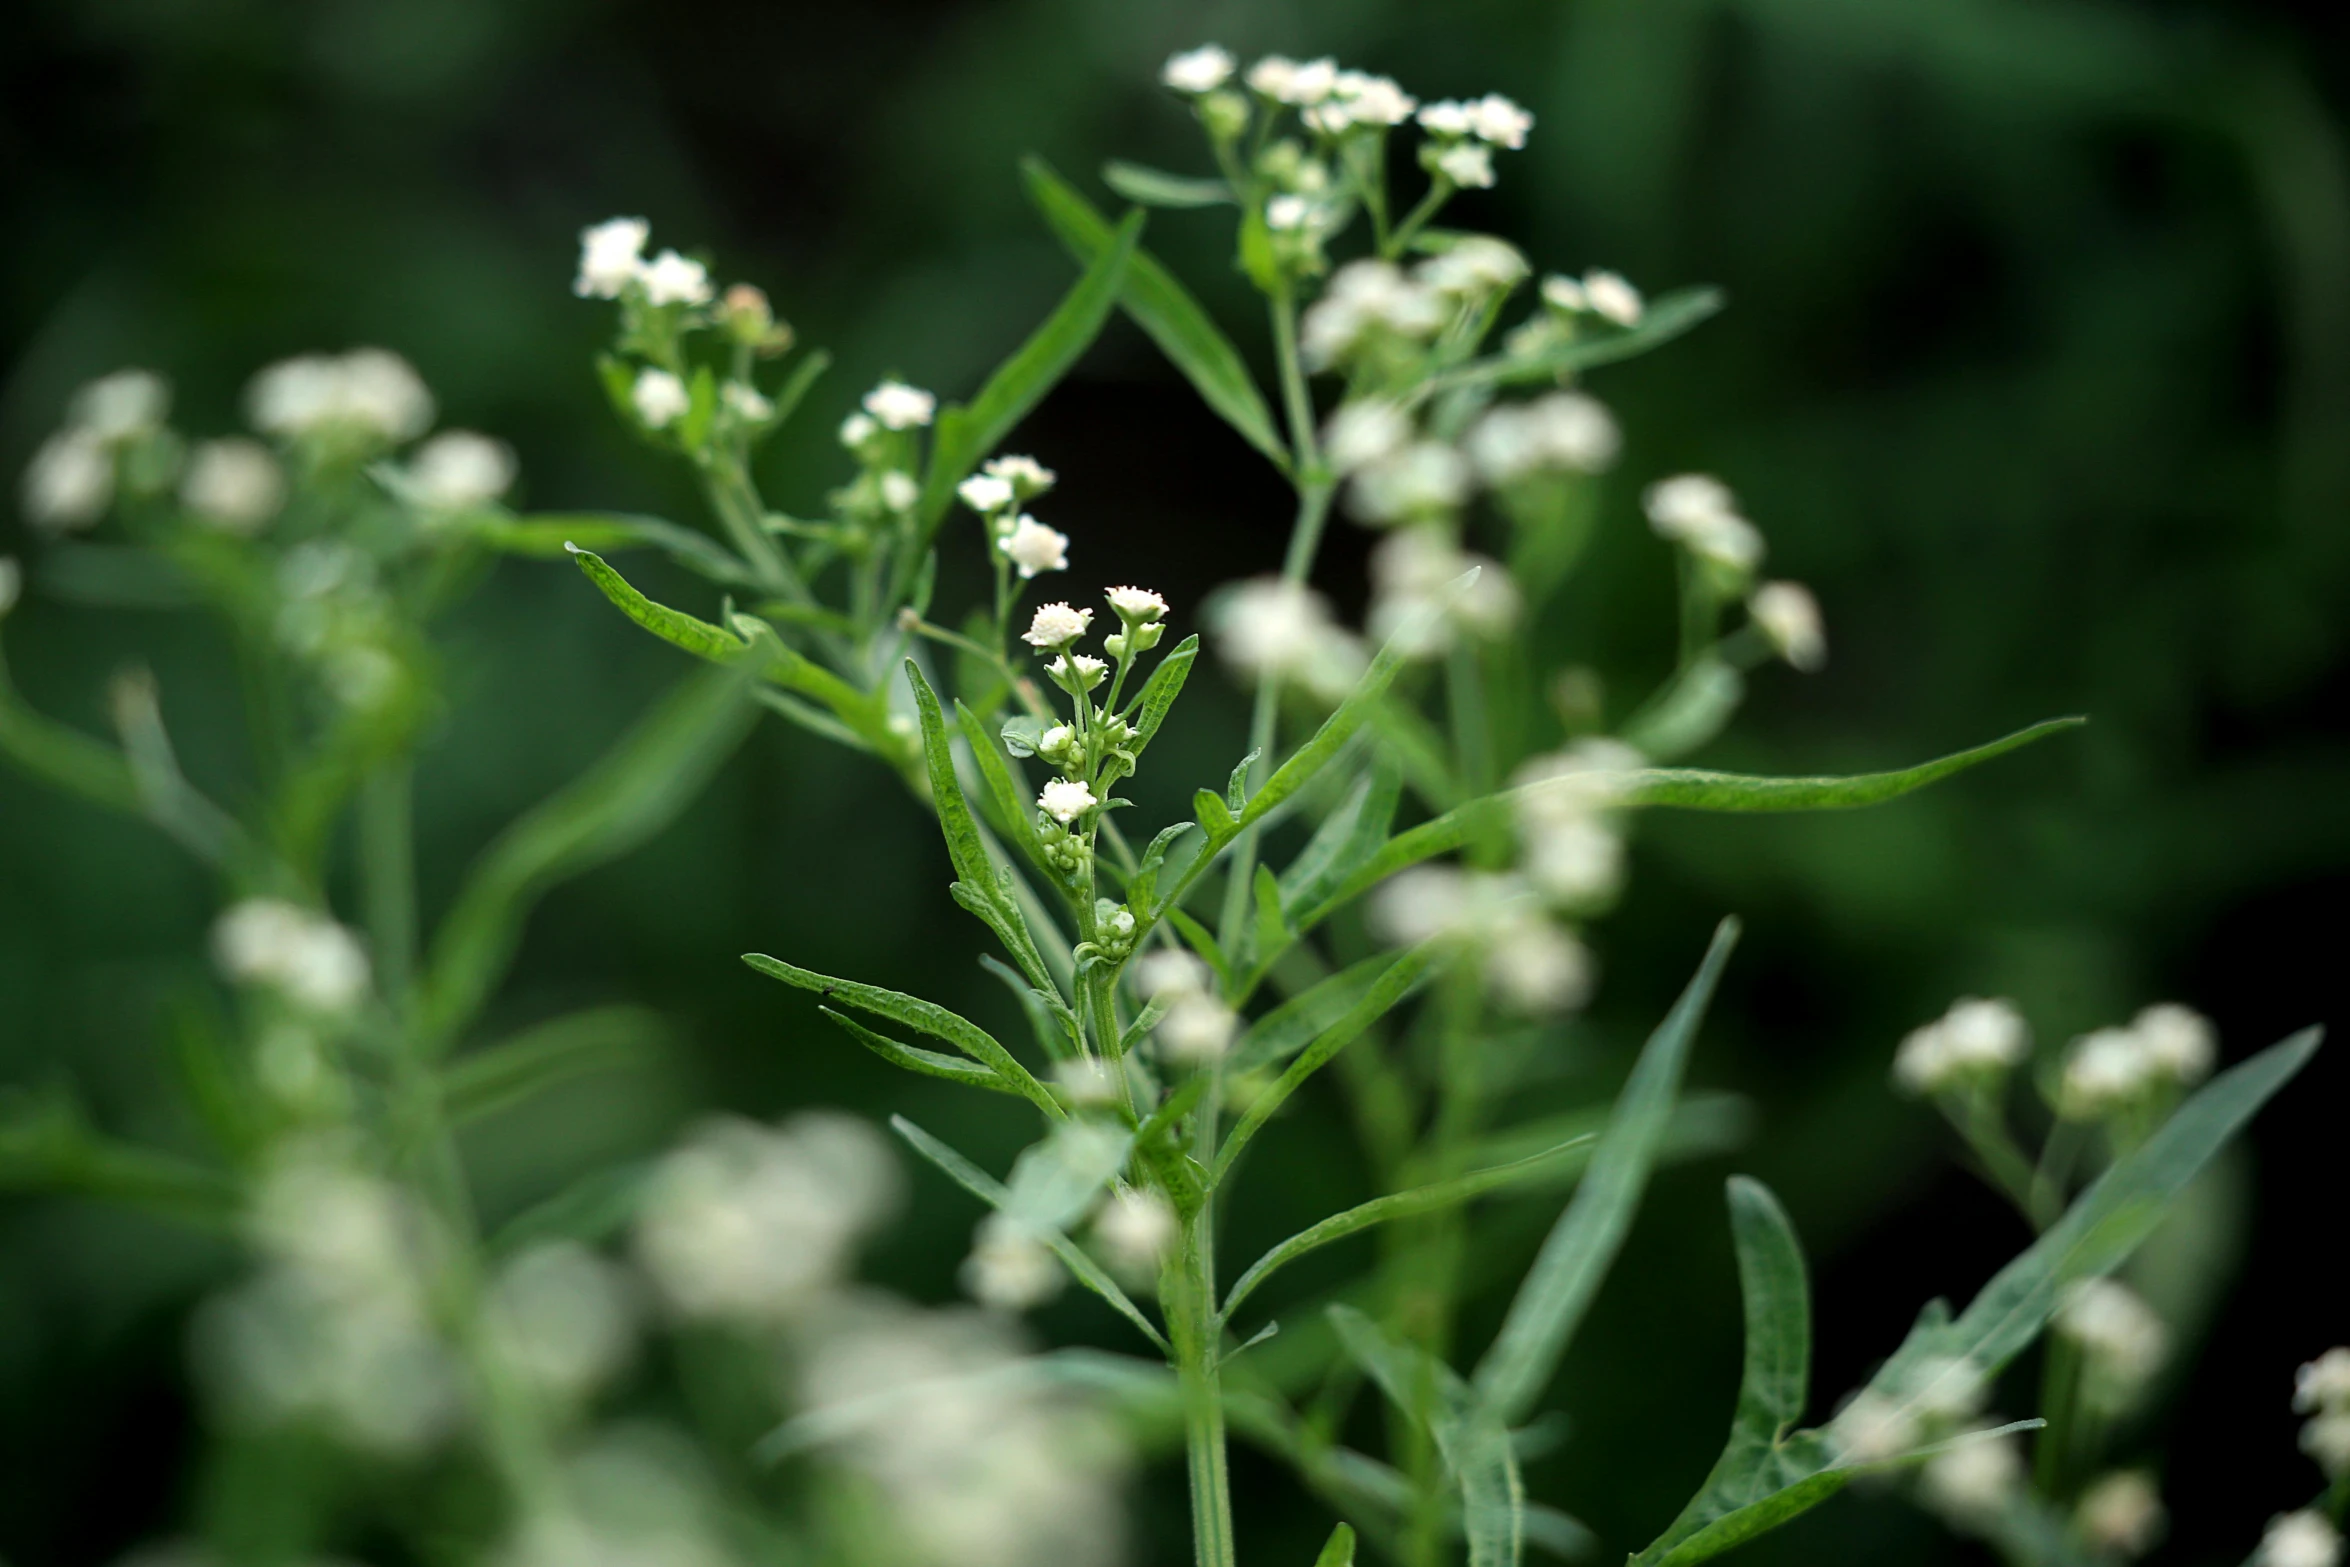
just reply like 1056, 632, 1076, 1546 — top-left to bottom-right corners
1214, 943, 1443, 1184
1277, 752, 1402, 918
1194, 787, 1237, 840
890, 1115, 1168, 1352
422, 662, 760, 1046
1023, 156, 1288, 471
487, 1159, 653, 1261
908, 663, 1056, 993
0, 685, 144, 817
1331, 1306, 1524, 1567
1001, 1119, 1136, 1233
1474, 918, 1741, 1422
1102, 159, 1234, 208
917, 212, 1142, 535
441, 1005, 667, 1125
1431, 287, 1726, 395
1222, 1132, 1600, 1322
1314, 1522, 1358, 1567
981, 954, 1084, 1060
956, 698, 1052, 884
1290, 720, 2087, 940
744, 954, 1063, 1119
821, 1006, 1027, 1098
491, 513, 756, 585
0, 1089, 236, 1227
1126, 634, 1199, 754
1229, 951, 1422, 1074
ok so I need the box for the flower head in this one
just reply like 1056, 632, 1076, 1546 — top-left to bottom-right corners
1466, 392, 1620, 482
1435, 142, 1496, 189
2254, 1512, 2341, 1567
724, 381, 773, 421
1048, 653, 1107, 691
1645, 473, 1764, 574
983, 453, 1057, 496
863, 379, 936, 430
23, 428, 114, 532
1348, 441, 1473, 524
1326, 400, 1414, 474
72, 369, 170, 440
838, 410, 878, 449
1918, 1432, 2022, 1525
1038, 778, 1098, 825
1000, 515, 1069, 579
2077, 1472, 2165, 1558
1749, 581, 1826, 672
1106, 585, 1167, 622
1893, 996, 2029, 1096
179, 439, 283, 533
248, 349, 434, 443
959, 472, 1016, 514
2057, 1280, 2167, 1407
213, 899, 371, 1013
2297, 1349, 2350, 1413
962, 1213, 1064, 1310
1466, 93, 1533, 148
1210, 578, 1365, 701
638, 249, 713, 307
1134, 948, 1211, 1001
1157, 994, 1238, 1064
1417, 100, 1474, 137
1417, 237, 1529, 298
406, 430, 517, 510
1162, 44, 1234, 94
1024, 601, 1093, 648
1584, 270, 1643, 325
878, 470, 919, 512
631, 369, 690, 429
1093, 1190, 1178, 1283
2132, 1002, 2215, 1083
574, 217, 650, 298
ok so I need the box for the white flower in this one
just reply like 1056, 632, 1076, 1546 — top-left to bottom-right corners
2131, 1002, 2215, 1083
1435, 143, 1496, 189
962, 1213, 1065, 1310
1157, 994, 1238, 1064
724, 381, 773, 420
1892, 996, 2029, 1095
1646, 473, 1736, 528
959, 472, 1015, 513
2297, 1348, 2350, 1413
983, 453, 1057, 495
1827, 1389, 1918, 1465
1369, 528, 1518, 654
1301, 261, 1447, 368
2077, 1471, 2165, 1558
863, 379, 936, 430
879, 470, 920, 512
2057, 1280, 2167, 1403
1918, 1431, 2022, 1525
638, 249, 713, 307
1055, 1058, 1121, 1107
2302, 1412, 2350, 1479
23, 427, 114, 532
1486, 919, 1593, 1014
1335, 72, 1416, 127
1749, 581, 1826, 672
631, 368, 690, 429
1465, 391, 1621, 482
1093, 1190, 1177, 1283
1370, 868, 1588, 1012
1162, 44, 1234, 94
634, 1112, 901, 1324
1106, 585, 1166, 621
1038, 778, 1097, 824
1000, 515, 1069, 578
1583, 270, 1644, 326
1209, 577, 1366, 701
0, 558, 19, 619
1645, 474, 1764, 573
1134, 948, 1211, 1001
1024, 601, 1092, 647
1542, 274, 1589, 312
1325, 400, 1414, 474
212, 899, 372, 1012
1418, 237, 1529, 299
1266, 193, 1315, 232
1349, 441, 1473, 524
1047, 653, 1107, 690
181, 439, 284, 532
1523, 814, 1624, 906
1905, 1353, 1993, 1422
2255, 1512, 2342, 1567
1417, 100, 1475, 137
407, 430, 517, 510
72, 369, 170, 440
1250, 54, 1335, 104
2059, 1026, 2157, 1118
574, 217, 650, 298
484, 1242, 638, 1402
247, 349, 434, 442
839, 410, 878, 448
1466, 93, 1534, 149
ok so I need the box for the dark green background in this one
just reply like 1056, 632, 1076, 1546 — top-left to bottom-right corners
3, 1, 2344, 1563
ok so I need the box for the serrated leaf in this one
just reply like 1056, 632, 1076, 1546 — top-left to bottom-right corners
821, 1006, 1026, 1097
1474, 919, 1741, 1422
1024, 157, 1288, 471
1102, 159, 1234, 208
891, 1115, 1167, 1352
441, 1005, 666, 1125
743, 954, 1062, 1119
916, 212, 1141, 535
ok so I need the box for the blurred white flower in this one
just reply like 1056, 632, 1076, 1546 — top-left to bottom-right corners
1093, 1189, 1177, 1284
2057, 1279, 2167, 1408
959, 472, 1015, 513
1134, 948, 1212, 1001
1582, 270, 1644, 326
631, 369, 689, 430
181, 438, 284, 532
1209, 577, 1366, 701
2255, 1512, 2342, 1567
1893, 996, 2029, 1096
984, 453, 1056, 495
406, 430, 517, 510
1645, 473, 1763, 574
1465, 391, 1621, 483
1827, 1388, 1919, 1465
574, 217, 650, 298
71, 369, 171, 440
962, 1213, 1065, 1310
838, 410, 878, 449
1156, 994, 1238, 1065
1301, 260, 1447, 369
1372, 867, 1590, 1013
1162, 44, 1234, 94
1265, 193, 1315, 232
212, 899, 371, 1013
1749, 581, 1826, 672
248, 349, 434, 443
723, 381, 772, 421
485, 1242, 639, 1405
638, 249, 713, 307
1919, 1431, 2022, 1526
1000, 515, 1069, 578
863, 380, 936, 430
1333, 71, 1415, 127
1416, 237, 1527, 299
1435, 143, 1496, 189
2131, 1002, 2215, 1084
2297, 1348, 2350, 1412
1348, 441, 1472, 524
1055, 1057, 1121, 1107
23, 427, 115, 532
2301, 1411, 2350, 1479
1325, 400, 1414, 474
878, 470, 920, 512
1465, 93, 1533, 148
1368, 528, 1517, 655
2077, 1471, 2166, 1558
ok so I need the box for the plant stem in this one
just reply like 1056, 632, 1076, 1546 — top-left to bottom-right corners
1177, 1080, 1237, 1567
358, 764, 416, 1019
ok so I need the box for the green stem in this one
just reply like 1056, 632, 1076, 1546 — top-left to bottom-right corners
359, 764, 416, 1020
1178, 1104, 1237, 1567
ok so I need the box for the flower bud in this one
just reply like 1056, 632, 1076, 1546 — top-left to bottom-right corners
721, 283, 794, 354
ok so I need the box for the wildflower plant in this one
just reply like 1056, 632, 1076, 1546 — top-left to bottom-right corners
1, 39, 2332, 1567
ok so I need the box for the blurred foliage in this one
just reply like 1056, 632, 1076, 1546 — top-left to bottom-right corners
3, 1, 2344, 1563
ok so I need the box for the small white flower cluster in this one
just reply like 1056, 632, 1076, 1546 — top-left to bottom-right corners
1542, 269, 1646, 328
2056, 1003, 2217, 1120
212, 899, 372, 1013
1827, 1352, 1990, 1465
633, 1112, 902, 1326
959, 454, 1065, 578
1415, 94, 1535, 190
1512, 739, 1641, 908
2076, 1471, 2166, 1559
2255, 1512, 2343, 1567
1464, 391, 1623, 485
180, 438, 285, 533
2295, 1346, 2350, 1480
402, 428, 518, 512
1369, 529, 1518, 657
482, 1241, 640, 1409
1372, 866, 1593, 1015
1917, 1430, 2024, 1528
194, 1139, 462, 1455
1644, 474, 1766, 578
1299, 255, 1483, 372
20, 368, 169, 532
1208, 577, 1367, 703
249, 348, 436, 445
573, 216, 714, 306
1748, 580, 1827, 672
962, 1212, 1066, 1310
799, 1297, 1131, 1567
497, 1440, 736, 1567
1138, 947, 1238, 1067
2056, 1279, 2168, 1413
1892, 996, 2029, 1096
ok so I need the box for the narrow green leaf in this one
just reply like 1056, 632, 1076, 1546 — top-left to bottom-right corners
1647, 1474, 1848, 1567
1278, 752, 1402, 917
1222, 1133, 1600, 1321
821, 1006, 1027, 1097
487, 1159, 653, 1261
1313, 1522, 1358, 1567
0, 690, 143, 816
1229, 951, 1418, 1074
1102, 160, 1235, 208
908, 663, 1056, 993
980, 954, 1084, 1060
917, 212, 1141, 534
890, 1115, 1168, 1352
1002, 1119, 1136, 1233
1127, 634, 1199, 754
423, 662, 759, 1046
1331, 1306, 1524, 1567
493, 513, 756, 585
441, 1005, 667, 1125
567, 543, 745, 660
1474, 918, 1741, 1422
1429, 287, 1726, 396
956, 698, 1052, 882
1023, 156, 1289, 471
1214, 943, 1442, 1184
0, 1092, 236, 1227
744, 954, 1062, 1119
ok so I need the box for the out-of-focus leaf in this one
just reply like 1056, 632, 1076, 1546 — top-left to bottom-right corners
441, 1004, 667, 1125
1331, 1306, 1524, 1567
0, 1089, 236, 1227
0, 687, 143, 816
489, 513, 757, 586
1313, 1522, 1358, 1567
916, 212, 1141, 534
1621, 657, 1744, 763
891, 1114, 1167, 1351
1277, 753, 1402, 922
1222, 1133, 1599, 1321
1474, 919, 1740, 1422
422, 661, 759, 1045
744, 954, 1062, 1118
487, 1160, 653, 1261
1431, 287, 1726, 395
1103, 160, 1235, 207
1229, 951, 1423, 1074
1024, 157, 1289, 471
